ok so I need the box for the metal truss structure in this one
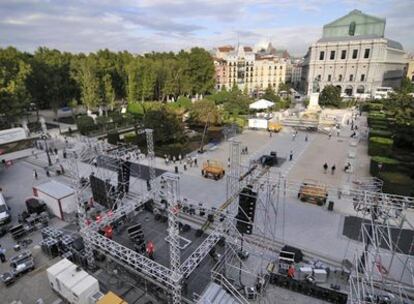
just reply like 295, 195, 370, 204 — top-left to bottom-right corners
164, 173, 182, 304
348, 189, 414, 303
64, 130, 414, 304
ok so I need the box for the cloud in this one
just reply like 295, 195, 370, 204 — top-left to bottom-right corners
0, 0, 412, 55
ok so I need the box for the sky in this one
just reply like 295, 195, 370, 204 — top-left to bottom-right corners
0, 0, 413, 57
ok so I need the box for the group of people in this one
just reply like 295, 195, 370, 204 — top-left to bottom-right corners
323, 163, 336, 174
164, 153, 198, 169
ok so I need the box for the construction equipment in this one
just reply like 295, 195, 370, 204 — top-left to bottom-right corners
201, 160, 225, 180
298, 180, 328, 206
97, 291, 128, 304
47, 258, 100, 304
1, 250, 35, 286
268, 121, 283, 133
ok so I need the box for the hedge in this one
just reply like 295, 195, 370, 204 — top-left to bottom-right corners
369, 123, 389, 131
370, 156, 399, 176
127, 102, 145, 116
379, 172, 414, 196
368, 137, 393, 156
368, 103, 384, 111
107, 130, 120, 145
369, 129, 392, 138
76, 116, 97, 135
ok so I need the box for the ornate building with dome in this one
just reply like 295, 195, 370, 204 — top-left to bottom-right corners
301, 10, 408, 97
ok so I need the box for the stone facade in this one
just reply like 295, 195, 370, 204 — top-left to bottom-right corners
406, 56, 414, 83
302, 10, 407, 97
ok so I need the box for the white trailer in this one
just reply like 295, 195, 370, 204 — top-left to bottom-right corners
33, 181, 76, 221
47, 259, 100, 304
0, 127, 27, 145
248, 118, 269, 129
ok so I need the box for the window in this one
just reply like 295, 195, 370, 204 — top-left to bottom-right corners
352, 49, 358, 59
330, 51, 335, 60
364, 49, 370, 59
319, 51, 325, 60
349, 21, 356, 36
328, 74, 332, 81
341, 50, 346, 60
339, 74, 343, 81
349, 74, 354, 81
360, 74, 365, 81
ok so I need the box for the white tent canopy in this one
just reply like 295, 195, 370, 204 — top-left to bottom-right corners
249, 99, 274, 110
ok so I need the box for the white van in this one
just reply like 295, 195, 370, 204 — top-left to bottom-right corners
0, 192, 11, 225
374, 87, 394, 100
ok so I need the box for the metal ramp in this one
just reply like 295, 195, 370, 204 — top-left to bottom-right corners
198, 282, 240, 304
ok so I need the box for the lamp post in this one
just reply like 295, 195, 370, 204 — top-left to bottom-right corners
41, 134, 52, 166
377, 162, 383, 178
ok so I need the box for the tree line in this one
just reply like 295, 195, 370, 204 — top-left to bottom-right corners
0, 46, 215, 127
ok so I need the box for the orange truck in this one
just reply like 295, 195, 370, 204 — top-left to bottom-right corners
201, 160, 225, 180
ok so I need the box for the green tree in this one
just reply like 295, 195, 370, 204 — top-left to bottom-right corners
262, 85, 281, 103
278, 82, 291, 93
0, 47, 32, 126
68, 98, 78, 119
27, 47, 79, 116
181, 48, 215, 95
189, 99, 221, 125
102, 74, 116, 112
319, 85, 341, 107
143, 108, 183, 144
398, 77, 414, 94
79, 57, 101, 110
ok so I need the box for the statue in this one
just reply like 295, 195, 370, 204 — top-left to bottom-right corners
39, 117, 47, 133
312, 77, 320, 93
308, 78, 321, 112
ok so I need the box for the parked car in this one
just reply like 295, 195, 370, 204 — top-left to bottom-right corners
0, 192, 11, 226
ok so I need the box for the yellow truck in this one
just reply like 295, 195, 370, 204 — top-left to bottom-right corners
298, 180, 328, 206
201, 160, 225, 180
268, 122, 283, 133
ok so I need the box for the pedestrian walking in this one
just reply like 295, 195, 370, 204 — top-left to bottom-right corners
173, 155, 176, 164
269, 131, 272, 138
331, 164, 336, 175
337, 130, 340, 137
60, 164, 65, 175
227, 158, 231, 167
323, 163, 328, 173
0, 245, 6, 263
33, 169, 38, 180
194, 157, 198, 167
305, 135, 308, 142
45, 169, 50, 177
54, 148, 58, 155
328, 131, 332, 140
292, 133, 296, 141
179, 154, 182, 164
289, 151, 293, 161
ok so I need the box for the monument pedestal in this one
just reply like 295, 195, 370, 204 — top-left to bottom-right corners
307, 93, 321, 111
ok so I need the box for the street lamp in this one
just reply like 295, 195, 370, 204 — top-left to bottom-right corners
41, 134, 52, 166
378, 162, 383, 176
